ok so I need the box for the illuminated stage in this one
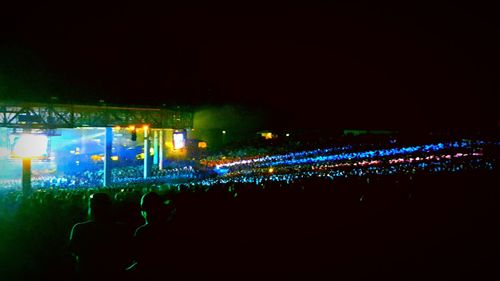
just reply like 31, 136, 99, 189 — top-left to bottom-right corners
1, 126, 194, 188
0, 101, 193, 191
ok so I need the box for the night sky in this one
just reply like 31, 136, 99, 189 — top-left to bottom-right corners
0, 1, 498, 130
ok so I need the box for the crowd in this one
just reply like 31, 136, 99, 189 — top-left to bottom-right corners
0, 137, 499, 280
0, 138, 494, 191
0, 164, 205, 190
213, 140, 483, 170
0, 166, 499, 280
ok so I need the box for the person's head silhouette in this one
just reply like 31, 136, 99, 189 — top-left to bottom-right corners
140, 192, 173, 224
88, 192, 112, 222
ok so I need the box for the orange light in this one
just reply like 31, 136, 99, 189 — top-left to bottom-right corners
128, 125, 135, 131
198, 141, 207, 148
91, 154, 103, 161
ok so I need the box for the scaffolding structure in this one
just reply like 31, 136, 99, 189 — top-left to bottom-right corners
0, 101, 193, 191
0, 102, 192, 129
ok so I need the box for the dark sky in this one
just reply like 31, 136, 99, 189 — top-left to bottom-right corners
0, 1, 499, 130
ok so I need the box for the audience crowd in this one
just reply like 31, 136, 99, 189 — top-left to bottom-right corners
0, 137, 498, 280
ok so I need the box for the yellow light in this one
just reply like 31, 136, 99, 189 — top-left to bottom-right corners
198, 141, 207, 148
143, 125, 149, 130
269, 167, 274, 173
265, 132, 273, 139
111, 156, 119, 161
11, 134, 48, 159
91, 154, 103, 161
128, 125, 135, 131
114, 126, 121, 130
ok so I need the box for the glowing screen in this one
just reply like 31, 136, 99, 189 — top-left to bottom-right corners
11, 134, 49, 159
173, 132, 185, 150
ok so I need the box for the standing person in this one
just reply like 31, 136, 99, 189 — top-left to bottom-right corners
69, 192, 133, 281
129, 192, 176, 280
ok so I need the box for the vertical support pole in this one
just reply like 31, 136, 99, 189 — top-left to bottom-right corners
153, 130, 159, 165
22, 158, 31, 197
159, 129, 164, 170
80, 128, 86, 154
144, 127, 152, 179
103, 127, 112, 187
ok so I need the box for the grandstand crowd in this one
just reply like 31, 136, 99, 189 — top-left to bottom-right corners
0, 136, 499, 280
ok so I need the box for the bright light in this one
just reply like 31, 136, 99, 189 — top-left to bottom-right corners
173, 132, 185, 149
12, 134, 48, 159
222, 130, 226, 134
143, 125, 149, 130
128, 125, 135, 131
111, 156, 119, 161
286, 133, 290, 137
91, 155, 103, 161
269, 167, 274, 173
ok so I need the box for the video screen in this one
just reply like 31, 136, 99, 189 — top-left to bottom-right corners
10, 134, 49, 159
173, 131, 186, 150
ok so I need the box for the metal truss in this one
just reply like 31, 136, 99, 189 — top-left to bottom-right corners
0, 102, 193, 129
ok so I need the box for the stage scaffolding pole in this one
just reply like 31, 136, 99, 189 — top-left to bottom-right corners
103, 127, 113, 187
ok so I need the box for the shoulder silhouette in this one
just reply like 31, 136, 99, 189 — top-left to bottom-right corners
69, 192, 133, 280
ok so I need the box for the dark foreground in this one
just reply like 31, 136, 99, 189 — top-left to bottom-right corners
1, 169, 499, 280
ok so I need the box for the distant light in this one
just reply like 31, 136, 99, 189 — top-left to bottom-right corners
11, 134, 48, 159
113, 126, 121, 130
222, 130, 226, 134
143, 125, 149, 130
269, 167, 274, 173
286, 133, 290, 137
265, 132, 273, 139
111, 156, 119, 161
198, 141, 207, 148
128, 125, 135, 131
91, 155, 103, 161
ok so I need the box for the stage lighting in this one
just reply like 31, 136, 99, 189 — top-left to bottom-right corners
173, 131, 185, 150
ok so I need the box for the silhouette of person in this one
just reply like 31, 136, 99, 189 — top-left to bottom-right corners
69, 192, 133, 281
129, 192, 176, 280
